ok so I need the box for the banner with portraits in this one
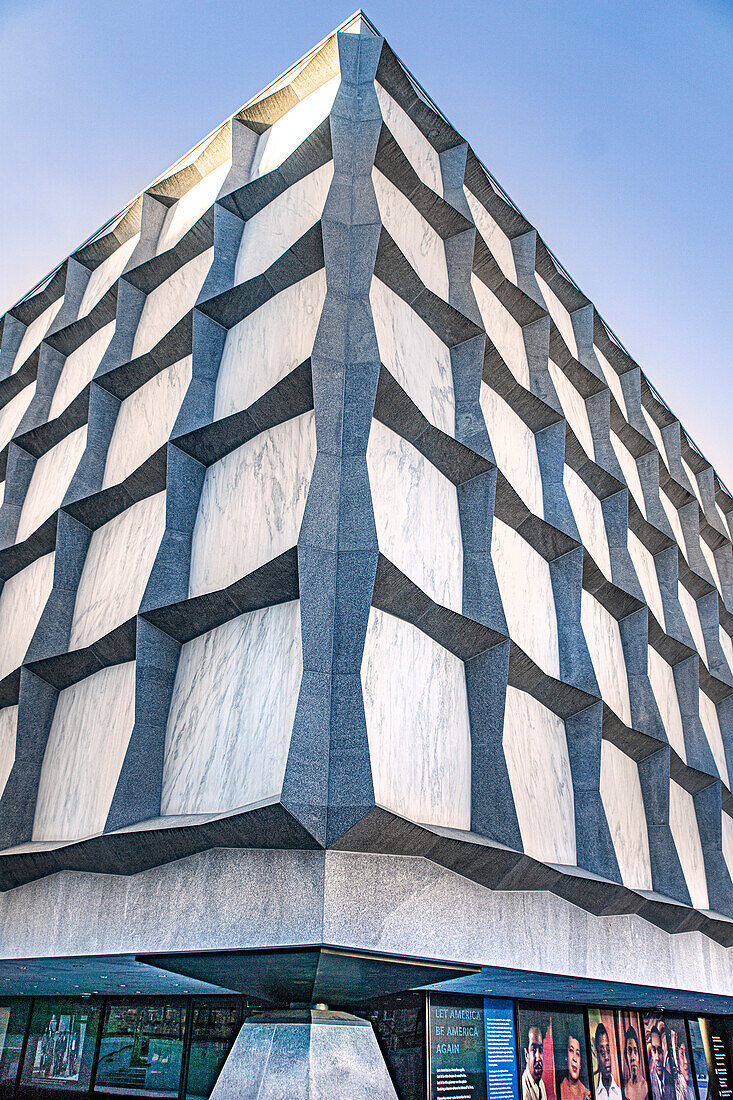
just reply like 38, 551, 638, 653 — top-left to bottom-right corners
588, 1009, 649, 1100
642, 1012, 696, 1100
517, 1005, 590, 1100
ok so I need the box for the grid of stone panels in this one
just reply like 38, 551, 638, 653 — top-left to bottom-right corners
0, 19, 731, 944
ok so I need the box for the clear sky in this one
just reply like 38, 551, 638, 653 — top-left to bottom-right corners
1, 0, 731, 483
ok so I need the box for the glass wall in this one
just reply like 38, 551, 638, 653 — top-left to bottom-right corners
94, 1002, 187, 1098
0, 1000, 32, 1098
19, 999, 100, 1094
184, 1003, 241, 1100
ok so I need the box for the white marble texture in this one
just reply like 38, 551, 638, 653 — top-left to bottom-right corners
678, 582, 708, 662
371, 278, 454, 434
681, 456, 705, 510
0, 706, 18, 799
32, 661, 136, 842
252, 75, 341, 178
16, 425, 87, 542
720, 626, 733, 675
157, 161, 231, 255
723, 812, 733, 885
0, 382, 36, 451
463, 187, 517, 283
536, 273, 578, 359
660, 490, 687, 558
699, 689, 729, 788
372, 168, 449, 299
549, 360, 595, 459
610, 431, 647, 519
641, 404, 668, 465
600, 739, 653, 890
480, 382, 543, 518
581, 589, 632, 725
12, 298, 63, 374
0, 552, 54, 681
0, 480, 4, 509
131, 248, 214, 358
102, 356, 192, 488
78, 235, 140, 318
492, 518, 560, 677
189, 412, 315, 597
367, 419, 462, 612
503, 685, 576, 866
594, 343, 628, 420
214, 270, 326, 421
628, 529, 666, 629
235, 163, 333, 284
162, 601, 302, 814
668, 778, 709, 910
647, 646, 686, 761
471, 274, 530, 390
69, 492, 166, 650
700, 538, 723, 597
564, 464, 612, 577
375, 84, 442, 195
48, 321, 115, 419
361, 607, 470, 829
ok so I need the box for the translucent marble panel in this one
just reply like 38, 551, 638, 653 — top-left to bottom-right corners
699, 689, 729, 788
628, 529, 665, 628
503, 686, 575, 866
723, 812, 733, 884
12, 299, 62, 374
678, 582, 707, 662
235, 163, 333, 284
367, 420, 462, 612
471, 275, 529, 390
0, 480, 4, 509
481, 383, 543, 518
648, 646, 686, 761
16, 425, 87, 542
102, 356, 192, 488
563, 465, 611, 577
0, 705, 18, 799
375, 84, 442, 195
157, 161, 231, 255
492, 519, 560, 678
700, 539, 723, 597
132, 248, 213, 358
641, 405, 669, 466
600, 740, 652, 890
610, 431, 646, 518
32, 661, 136, 842
252, 75, 340, 178
0, 553, 54, 681
720, 627, 733, 675
549, 361, 594, 459
372, 169, 449, 299
361, 607, 470, 828
69, 493, 166, 649
581, 590, 631, 725
463, 188, 517, 283
189, 412, 315, 597
371, 278, 454, 435
0, 382, 36, 450
48, 321, 115, 419
669, 778, 709, 910
162, 601, 301, 815
681, 456, 705, 510
78, 235, 140, 318
536, 273, 577, 359
214, 270, 326, 420
594, 344, 628, 421
660, 490, 687, 556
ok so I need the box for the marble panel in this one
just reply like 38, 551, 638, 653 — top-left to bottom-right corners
235, 163, 333, 284
678, 582, 707, 662
564, 464, 611, 577
503, 685, 575, 866
610, 430, 646, 518
641, 405, 668, 466
492, 518, 560, 678
536, 273, 577, 358
361, 607, 470, 829
32, 661, 136, 842
580, 589, 631, 725
16, 425, 88, 542
681, 456, 705, 510
69, 493, 166, 649
102, 356, 192, 488
372, 168, 449, 299
12, 299, 62, 374
0, 553, 54, 681
481, 382, 543, 517
367, 419, 462, 612
375, 83, 442, 195
600, 739, 653, 890
0, 382, 36, 451
471, 274, 530, 390
214, 270, 326, 420
371, 278, 454, 434
627, 529, 665, 629
660, 490, 687, 557
463, 187, 517, 283
132, 248, 214, 358
252, 75, 340, 178
0, 706, 18, 800
668, 778, 709, 910
699, 689, 729, 788
189, 412, 315, 597
48, 321, 115, 419
719, 626, 733, 675
157, 161, 231, 255
78, 235, 140, 318
549, 360, 595, 459
594, 344, 628, 421
647, 646, 686, 762
162, 601, 301, 815
723, 812, 733, 884
0, 480, 4, 509
700, 539, 722, 597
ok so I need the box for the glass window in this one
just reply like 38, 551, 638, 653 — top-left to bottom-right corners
370, 993, 425, 1100
687, 1019, 708, 1100
184, 1002, 241, 1100
517, 1003, 589, 1100
94, 1002, 187, 1099
0, 998, 31, 1096
20, 998, 100, 1092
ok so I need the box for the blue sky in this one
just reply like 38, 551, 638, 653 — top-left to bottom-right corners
1, 0, 731, 482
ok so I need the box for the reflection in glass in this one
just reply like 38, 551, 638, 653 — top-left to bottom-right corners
0, 999, 31, 1096
185, 1003, 240, 1100
21, 999, 100, 1092
95, 1002, 187, 1098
